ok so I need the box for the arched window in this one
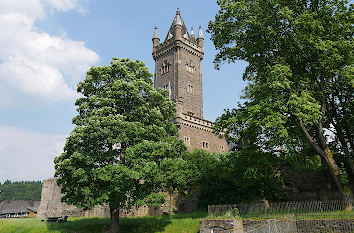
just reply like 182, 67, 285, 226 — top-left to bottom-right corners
187, 84, 194, 93
161, 61, 171, 75
184, 137, 191, 145
185, 62, 195, 74
202, 141, 209, 149
219, 145, 225, 153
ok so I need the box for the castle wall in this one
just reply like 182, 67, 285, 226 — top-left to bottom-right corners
176, 113, 229, 153
37, 178, 90, 219
37, 179, 197, 219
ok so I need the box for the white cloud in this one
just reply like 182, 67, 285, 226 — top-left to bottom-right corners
0, 0, 99, 106
0, 126, 67, 182
0, 55, 76, 101
0, 0, 45, 19
0, 145, 6, 151
43, 0, 90, 14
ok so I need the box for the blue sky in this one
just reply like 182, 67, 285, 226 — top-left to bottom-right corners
0, 0, 246, 182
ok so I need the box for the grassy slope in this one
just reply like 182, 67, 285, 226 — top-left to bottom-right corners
0, 211, 207, 233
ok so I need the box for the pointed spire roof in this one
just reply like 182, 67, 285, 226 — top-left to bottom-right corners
153, 26, 159, 39
190, 27, 196, 42
164, 8, 189, 42
198, 25, 203, 39
175, 8, 182, 25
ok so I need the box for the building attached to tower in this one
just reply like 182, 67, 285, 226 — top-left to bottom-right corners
152, 9, 228, 153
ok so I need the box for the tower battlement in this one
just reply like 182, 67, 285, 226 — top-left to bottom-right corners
153, 37, 204, 60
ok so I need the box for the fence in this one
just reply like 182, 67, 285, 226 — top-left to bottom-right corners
208, 200, 354, 218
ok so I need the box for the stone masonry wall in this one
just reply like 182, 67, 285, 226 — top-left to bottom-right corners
200, 219, 244, 233
178, 118, 228, 153
37, 178, 110, 219
154, 48, 175, 97
37, 179, 197, 219
296, 219, 354, 233
177, 45, 203, 118
203, 219, 354, 233
279, 165, 342, 201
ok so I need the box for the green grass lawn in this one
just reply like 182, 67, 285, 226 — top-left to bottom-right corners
2, 209, 353, 233
0, 211, 207, 233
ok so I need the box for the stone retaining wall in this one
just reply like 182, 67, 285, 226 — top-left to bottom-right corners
201, 218, 354, 233
242, 220, 268, 231
296, 219, 354, 233
200, 219, 244, 233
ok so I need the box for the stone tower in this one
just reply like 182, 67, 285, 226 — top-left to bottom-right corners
152, 9, 228, 153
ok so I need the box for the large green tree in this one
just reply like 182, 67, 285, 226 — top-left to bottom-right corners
54, 58, 186, 233
160, 158, 191, 219
208, 0, 353, 201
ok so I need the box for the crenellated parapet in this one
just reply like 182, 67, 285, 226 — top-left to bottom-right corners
175, 113, 214, 132
153, 35, 204, 60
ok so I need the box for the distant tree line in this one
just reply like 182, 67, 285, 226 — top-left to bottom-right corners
0, 180, 42, 202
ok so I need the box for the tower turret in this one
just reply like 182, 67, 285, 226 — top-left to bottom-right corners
190, 27, 196, 43
152, 26, 160, 53
196, 26, 204, 49
173, 8, 183, 40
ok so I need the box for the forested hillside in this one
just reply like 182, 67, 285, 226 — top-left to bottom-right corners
0, 180, 42, 202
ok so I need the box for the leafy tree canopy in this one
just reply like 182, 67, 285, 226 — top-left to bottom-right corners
54, 58, 186, 233
208, 0, 353, 201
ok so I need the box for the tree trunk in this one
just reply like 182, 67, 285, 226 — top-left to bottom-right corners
107, 208, 120, 233
169, 190, 172, 221
333, 122, 354, 177
329, 95, 354, 178
295, 116, 353, 204
322, 147, 352, 203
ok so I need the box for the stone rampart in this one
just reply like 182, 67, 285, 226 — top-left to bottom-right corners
37, 178, 86, 219
37, 179, 197, 219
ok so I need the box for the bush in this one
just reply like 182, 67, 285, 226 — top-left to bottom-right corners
184, 149, 285, 208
